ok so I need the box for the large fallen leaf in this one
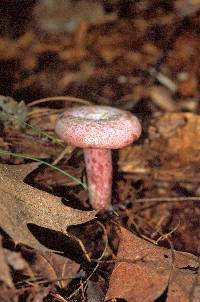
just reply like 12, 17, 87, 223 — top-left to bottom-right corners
0, 163, 96, 250
106, 227, 200, 302
119, 112, 200, 182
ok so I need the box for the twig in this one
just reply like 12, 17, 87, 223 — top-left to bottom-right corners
27, 96, 92, 108
134, 196, 200, 203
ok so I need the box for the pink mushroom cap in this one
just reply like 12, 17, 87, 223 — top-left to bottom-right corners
55, 105, 141, 149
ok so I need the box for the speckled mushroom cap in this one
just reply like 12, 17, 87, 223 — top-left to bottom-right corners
55, 105, 141, 149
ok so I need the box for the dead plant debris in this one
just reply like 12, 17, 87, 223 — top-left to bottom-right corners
1, 0, 200, 301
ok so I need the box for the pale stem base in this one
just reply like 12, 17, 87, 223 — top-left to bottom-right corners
84, 148, 112, 210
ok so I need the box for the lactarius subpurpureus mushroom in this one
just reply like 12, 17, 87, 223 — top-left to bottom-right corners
55, 105, 141, 210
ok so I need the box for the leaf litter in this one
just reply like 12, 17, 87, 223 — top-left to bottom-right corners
1, 0, 200, 301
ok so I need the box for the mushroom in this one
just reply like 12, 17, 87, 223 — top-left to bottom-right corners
55, 105, 141, 210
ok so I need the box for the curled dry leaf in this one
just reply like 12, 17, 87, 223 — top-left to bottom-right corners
106, 227, 200, 302
0, 163, 96, 250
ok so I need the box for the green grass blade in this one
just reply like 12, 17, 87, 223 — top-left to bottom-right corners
0, 149, 87, 190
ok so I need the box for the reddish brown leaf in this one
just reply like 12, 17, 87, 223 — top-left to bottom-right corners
106, 227, 200, 302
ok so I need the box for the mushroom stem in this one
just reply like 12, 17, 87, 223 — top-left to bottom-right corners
84, 148, 112, 210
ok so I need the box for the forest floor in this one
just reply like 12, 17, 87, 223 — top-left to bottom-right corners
0, 1, 200, 301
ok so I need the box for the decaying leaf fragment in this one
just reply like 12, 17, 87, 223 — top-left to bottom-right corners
0, 236, 13, 287
0, 246, 81, 289
0, 95, 28, 126
31, 250, 80, 288
0, 163, 96, 250
106, 227, 200, 302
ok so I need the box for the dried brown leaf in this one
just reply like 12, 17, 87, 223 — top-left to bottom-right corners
0, 163, 96, 250
32, 251, 80, 288
106, 227, 200, 302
